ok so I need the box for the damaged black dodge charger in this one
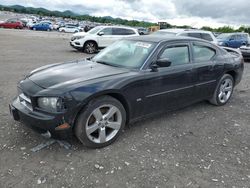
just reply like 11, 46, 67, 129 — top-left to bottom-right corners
10, 36, 244, 148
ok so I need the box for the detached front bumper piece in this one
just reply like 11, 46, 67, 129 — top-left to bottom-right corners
10, 97, 72, 139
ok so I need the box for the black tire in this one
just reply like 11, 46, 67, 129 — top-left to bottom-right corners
75, 96, 126, 148
209, 74, 234, 106
84, 41, 97, 54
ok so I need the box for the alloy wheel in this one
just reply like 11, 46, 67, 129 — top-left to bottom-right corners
85, 42, 96, 54
85, 104, 122, 144
218, 78, 233, 103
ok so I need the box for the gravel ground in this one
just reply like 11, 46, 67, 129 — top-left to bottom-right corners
0, 28, 250, 188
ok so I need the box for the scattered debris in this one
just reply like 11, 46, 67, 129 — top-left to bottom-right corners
124, 161, 130, 166
212, 179, 219, 182
37, 177, 46, 184
30, 139, 71, 152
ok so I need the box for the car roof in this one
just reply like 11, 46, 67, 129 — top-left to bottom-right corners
128, 35, 208, 43
96, 25, 136, 30
158, 29, 212, 34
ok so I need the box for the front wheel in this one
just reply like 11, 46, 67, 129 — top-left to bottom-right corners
75, 96, 126, 148
84, 41, 97, 54
209, 74, 234, 106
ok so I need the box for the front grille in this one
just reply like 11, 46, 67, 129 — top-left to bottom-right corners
19, 93, 33, 111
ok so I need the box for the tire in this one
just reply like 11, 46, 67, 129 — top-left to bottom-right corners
75, 96, 126, 148
33, 27, 36, 31
47, 28, 51, 31
62, 30, 65, 33
209, 74, 234, 106
84, 41, 97, 54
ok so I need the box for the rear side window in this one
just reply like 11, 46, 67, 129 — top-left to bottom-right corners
201, 33, 213, 41
188, 33, 202, 39
159, 45, 190, 66
113, 28, 136, 35
193, 44, 216, 62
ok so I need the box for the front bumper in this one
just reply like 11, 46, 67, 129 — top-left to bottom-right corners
70, 41, 83, 50
10, 97, 72, 139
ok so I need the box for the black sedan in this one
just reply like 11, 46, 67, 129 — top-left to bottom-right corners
10, 36, 244, 148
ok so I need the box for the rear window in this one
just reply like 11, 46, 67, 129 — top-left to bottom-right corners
188, 33, 202, 39
113, 28, 136, 35
201, 33, 213, 41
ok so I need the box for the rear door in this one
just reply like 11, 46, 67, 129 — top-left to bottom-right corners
191, 42, 224, 99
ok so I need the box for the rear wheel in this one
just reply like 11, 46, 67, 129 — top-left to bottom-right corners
209, 74, 234, 106
84, 41, 97, 54
75, 96, 126, 148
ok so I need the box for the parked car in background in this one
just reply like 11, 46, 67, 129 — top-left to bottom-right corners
30, 23, 53, 31
151, 29, 218, 44
26, 20, 37, 28
217, 33, 250, 48
70, 26, 139, 53
239, 45, 250, 62
59, 24, 80, 33
137, 27, 149, 35
0, 19, 23, 29
10, 36, 244, 148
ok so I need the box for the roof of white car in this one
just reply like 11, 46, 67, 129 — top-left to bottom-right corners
159, 28, 212, 34
95, 25, 137, 30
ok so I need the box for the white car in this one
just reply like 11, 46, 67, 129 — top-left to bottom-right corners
70, 26, 140, 53
59, 25, 80, 33
152, 29, 218, 44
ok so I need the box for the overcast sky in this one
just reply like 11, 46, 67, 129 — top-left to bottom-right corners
0, 0, 249, 28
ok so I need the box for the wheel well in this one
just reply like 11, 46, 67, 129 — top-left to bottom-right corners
84, 40, 98, 48
106, 93, 130, 124
73, 93, 130, 128
225, 71, 237, 82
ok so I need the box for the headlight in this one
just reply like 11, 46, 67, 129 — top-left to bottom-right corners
37, 97, 63, 112
71, 36, 84, 41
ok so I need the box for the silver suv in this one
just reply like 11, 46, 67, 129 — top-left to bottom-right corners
152, 29, 218, 44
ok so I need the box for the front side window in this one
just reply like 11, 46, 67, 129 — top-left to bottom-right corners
159, 45, 190, 66
193, 44, 216, 62
100, 28, 113, 35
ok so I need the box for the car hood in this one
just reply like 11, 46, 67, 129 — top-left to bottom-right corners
72, 31, 88, 37
28, 60, 130, 90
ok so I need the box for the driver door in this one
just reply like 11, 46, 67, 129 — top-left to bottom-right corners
142, 42, 196, 115
97, 27, 114, 47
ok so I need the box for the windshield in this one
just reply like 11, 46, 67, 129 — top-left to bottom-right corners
151, 31, 176, 36
88, 27, 103, 34
217, 33, 231, 39
92, 40, 156, 69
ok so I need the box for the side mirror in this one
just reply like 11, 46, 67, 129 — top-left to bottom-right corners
150, 58, 171, 72
98, 31, 104, 36
156, 58, 172, 67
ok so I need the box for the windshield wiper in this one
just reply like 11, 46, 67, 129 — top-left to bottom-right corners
95, 61, 121, 67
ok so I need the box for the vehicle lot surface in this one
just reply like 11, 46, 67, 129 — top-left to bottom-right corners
0, 29, 250, 188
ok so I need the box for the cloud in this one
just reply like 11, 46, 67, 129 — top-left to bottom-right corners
0, 0, 250, 28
